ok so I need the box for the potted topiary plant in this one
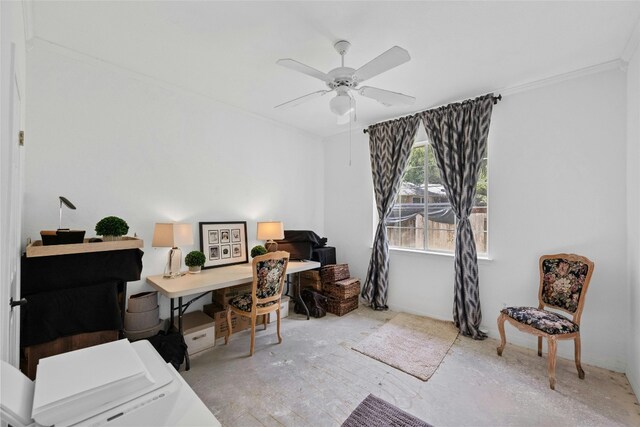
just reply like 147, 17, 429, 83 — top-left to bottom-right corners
95, 216, 129, 241
185, 250, 206, 274
250, 245, 267, 258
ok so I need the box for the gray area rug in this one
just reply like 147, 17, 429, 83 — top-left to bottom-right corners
352, 312, 458, 381
342, 394, 432, 427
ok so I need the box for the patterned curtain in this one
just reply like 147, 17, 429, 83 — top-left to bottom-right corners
420, 94, 494, 339
362, 116, 419, 310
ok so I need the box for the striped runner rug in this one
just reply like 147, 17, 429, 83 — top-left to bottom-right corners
342, 394, 432, 427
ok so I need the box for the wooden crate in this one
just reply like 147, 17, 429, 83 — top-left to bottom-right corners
322, 278, 360, 300
327, 296, 359, 316
320, 264, 350, 284
301, 270, 322, 292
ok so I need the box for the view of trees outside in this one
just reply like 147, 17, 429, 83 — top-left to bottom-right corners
387, 142, 488, 254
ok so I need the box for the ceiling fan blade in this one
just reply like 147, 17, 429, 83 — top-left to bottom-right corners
276, 59, 331, 82
358, 86, 415, 106
353, 46, 410, 83
274, 90, 331, 109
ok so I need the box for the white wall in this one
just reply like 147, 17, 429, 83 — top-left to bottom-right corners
626, 41, 640, 396
324, 68, 629, 372
24, 43, 324, 318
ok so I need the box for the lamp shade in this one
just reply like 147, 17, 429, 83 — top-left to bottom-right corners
152, 223, 193, 248
257, 221, 284, 240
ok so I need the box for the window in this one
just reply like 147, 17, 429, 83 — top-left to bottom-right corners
386, 139, 488, 255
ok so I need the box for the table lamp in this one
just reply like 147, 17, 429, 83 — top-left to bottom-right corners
152, 223, 193, 278
257, 221, 284, 252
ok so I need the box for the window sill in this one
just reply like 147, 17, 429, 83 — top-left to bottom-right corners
387, 247, 493, 262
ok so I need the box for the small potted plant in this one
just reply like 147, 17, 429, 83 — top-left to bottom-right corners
95, 216, 129, 241
250, 245, 267, 258
185, 250, 206, 274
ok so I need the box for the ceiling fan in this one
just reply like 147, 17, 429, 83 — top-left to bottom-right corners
275, 40, 416, 124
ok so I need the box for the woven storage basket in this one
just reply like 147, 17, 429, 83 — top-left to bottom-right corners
322, 278, 360, 300
127, 291, 158, 313
327, 295, 358, 316
320, 264, 350, 284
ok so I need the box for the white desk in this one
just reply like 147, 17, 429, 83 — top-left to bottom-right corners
146, 260, 320, 299
146, 260, 320, 369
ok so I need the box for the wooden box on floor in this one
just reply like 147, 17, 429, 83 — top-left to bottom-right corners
327, 296, 359, 316
21, 330, 119, 380
212, 283, 252, 308
182, 311, 215, 356
322, 278, 360, 300
320, 264, 350, 284
203, 303, 267, 340
300, 270, 322, 292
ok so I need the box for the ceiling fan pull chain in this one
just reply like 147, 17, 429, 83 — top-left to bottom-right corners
349, 96, 353, 166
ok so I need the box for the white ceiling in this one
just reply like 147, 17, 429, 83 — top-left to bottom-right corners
31, 1, 640, 138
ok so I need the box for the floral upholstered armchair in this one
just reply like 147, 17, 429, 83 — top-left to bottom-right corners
225, 251, 289, 356
497, 253, 594, 390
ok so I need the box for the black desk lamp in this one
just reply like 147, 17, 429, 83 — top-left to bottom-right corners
58, 196, 76, 230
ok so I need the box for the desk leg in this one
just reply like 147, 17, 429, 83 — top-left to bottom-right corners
285, 274, 291, 297
177, 296, 191, 371
169, 298, 175, 330
293, 273, 310, 320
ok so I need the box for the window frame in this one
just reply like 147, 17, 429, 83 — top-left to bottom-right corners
384, 138, 490, 258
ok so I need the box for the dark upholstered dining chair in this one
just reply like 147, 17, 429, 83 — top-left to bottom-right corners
225, 251, 289, 356
497, 253, 594, 390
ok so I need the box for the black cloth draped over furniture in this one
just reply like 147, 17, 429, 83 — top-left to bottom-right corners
21, 249, 143, 346
275, 230, 335, 266
21, 281, 122, 346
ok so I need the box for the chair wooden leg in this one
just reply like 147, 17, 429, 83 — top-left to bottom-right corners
276, 307, 282, 344
264, 314, 268, 331
225, 307, 232, 345
497, 313, 507, 356
575, 334, 585, 379
547, 337, 557, 390
250, 315, 256, 356
538, 337, 542, 357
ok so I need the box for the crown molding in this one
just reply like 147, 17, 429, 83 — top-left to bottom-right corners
498, 60, 624, 97
622, 16, 640, 64
22, 0, 34, 43
339, 59, 625, 140
30, 37, 323, 141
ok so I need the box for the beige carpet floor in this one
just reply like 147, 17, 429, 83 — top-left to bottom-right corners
352, 312, 459, 381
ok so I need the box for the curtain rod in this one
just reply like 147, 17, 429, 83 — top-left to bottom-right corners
362, 94, 502, 134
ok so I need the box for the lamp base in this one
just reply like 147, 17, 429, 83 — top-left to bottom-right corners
163, 247, 183, 278
265, 240, 278, 252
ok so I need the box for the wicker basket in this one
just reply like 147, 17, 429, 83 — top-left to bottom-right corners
320, 264, 350, 284
327, 296, 359, 316
322, 278, 360, 300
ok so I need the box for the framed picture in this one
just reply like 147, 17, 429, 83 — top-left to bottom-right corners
209, 245, 220, 260
199, 222, 248, 268
232, 243, 242, 258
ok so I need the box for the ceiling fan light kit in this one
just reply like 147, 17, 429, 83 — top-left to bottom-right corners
275, 40, 416, 123
330, 90, 353, 116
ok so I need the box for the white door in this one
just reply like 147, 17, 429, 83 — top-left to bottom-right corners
0, 41, 24, 366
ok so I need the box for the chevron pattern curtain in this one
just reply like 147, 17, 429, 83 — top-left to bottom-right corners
420, 94, 494, 339
362, 116, 419, 310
